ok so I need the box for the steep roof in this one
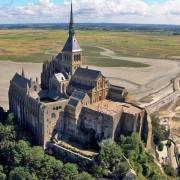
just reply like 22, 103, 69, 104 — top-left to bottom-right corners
62, 35, 82, 52
62, 1, 82, 53
11, 73, 30, 89
73, 67, 102, 80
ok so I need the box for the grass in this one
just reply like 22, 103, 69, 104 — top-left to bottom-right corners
0, 29, 180, 67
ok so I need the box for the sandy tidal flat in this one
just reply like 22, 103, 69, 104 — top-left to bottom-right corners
0, 48, 180, 110
0, 61, 42, 110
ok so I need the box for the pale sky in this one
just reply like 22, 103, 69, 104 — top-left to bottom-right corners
0, 0, 180, 24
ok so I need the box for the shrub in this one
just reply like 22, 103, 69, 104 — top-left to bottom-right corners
164, 165, 175, 177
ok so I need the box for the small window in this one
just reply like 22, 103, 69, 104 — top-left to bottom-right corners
34, 86, 37, 91
51, 113, 56, 118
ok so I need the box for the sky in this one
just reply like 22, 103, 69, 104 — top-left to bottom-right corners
0, 0, 180, 25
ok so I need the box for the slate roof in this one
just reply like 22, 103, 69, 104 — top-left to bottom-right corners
70, 82, 94, 91
48, 91, 60, 101
73, 68, 102, 81
11, 73, 30, 89
71, 90, 87, 100
68, 98, 79, 107
62, 35, 82, 52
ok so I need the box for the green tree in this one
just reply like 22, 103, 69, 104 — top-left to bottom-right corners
113, 162, 129, 179
164, 165, 175, 177
149, 172, 165, 180
9, 167, 37, 180
142, 163, 151, 177
6, 113, 14, 125
26, 146, 44, 165
0, 165, 6, 180
151, 115, 166, 145
118, 133, 165, 178
78, 172, 94, 180
0, 123, 16, 141
99, 139, 123, 171
33, 155, 63, 179
62, 163, 79, 180
0, 172, 6, 180
92, 165, 104, 177
13, 140, 30, 166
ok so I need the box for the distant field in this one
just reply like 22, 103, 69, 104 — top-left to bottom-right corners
0, 29, 180, 67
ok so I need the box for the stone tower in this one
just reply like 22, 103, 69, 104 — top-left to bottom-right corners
61, 1, 83, 75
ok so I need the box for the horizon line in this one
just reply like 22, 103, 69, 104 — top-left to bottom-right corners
0, 22, 180, 26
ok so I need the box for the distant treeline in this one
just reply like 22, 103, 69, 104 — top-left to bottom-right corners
0, 23, 180, 33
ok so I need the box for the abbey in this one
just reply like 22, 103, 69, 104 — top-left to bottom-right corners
9, 2, 151, 149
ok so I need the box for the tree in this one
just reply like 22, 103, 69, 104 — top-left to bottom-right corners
92, 165, 104, 177
13, 140, 30, 166
0, 165, 6, 180
6, 113, 14, 125
62, 163, 79, 179
150, 173, 165, 180
9, 167, 38, 180
151, 115, 166, 145
26, 146, 44, 165
164, 165, 175, 177
142, 163, 151, 177
0, 172, 6, 180
0, 123, 16, 141
113, 162, 129, 179
99, 139, 123, 171
33, 155, 63, 180
78, 172, 94, 180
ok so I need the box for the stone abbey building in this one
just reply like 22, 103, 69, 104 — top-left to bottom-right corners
9, 2, 151, 149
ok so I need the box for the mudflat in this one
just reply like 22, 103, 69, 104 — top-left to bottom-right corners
1, 49, 180, 109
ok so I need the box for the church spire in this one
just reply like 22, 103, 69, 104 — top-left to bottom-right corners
22, 68, 25, 77
69, 0, 75, 36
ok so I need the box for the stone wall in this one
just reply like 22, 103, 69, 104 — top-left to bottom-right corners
48, 143, 94, 167
42, 99, 69, 147
78, 107, 115, 144
9, 81, 43, 145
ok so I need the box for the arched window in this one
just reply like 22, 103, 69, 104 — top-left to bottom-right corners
34, 86, 37, 91
78, 54, 81, 60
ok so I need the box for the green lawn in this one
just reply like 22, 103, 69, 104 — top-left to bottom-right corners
0, 29, 180, 67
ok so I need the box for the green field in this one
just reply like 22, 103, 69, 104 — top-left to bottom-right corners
0, 29, 180, 67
